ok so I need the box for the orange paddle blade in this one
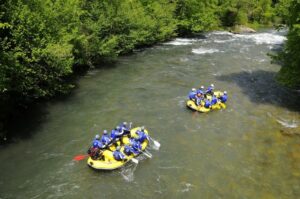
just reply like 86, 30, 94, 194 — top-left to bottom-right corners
73, 154, 88, 161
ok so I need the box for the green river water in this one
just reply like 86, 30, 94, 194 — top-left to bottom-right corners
0, 30, 300, 199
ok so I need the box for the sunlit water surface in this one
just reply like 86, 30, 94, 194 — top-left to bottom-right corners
1, 30, 300, 199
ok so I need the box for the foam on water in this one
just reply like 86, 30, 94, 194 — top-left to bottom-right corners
164, 38, 196, 45
192, 48, 222, 54
209, 31, 234, 36
234, 33, 286, 45
178, 182, 194, 193
277, 119, 298, 128
213, 38, 236, 43
120, 163, 138, 182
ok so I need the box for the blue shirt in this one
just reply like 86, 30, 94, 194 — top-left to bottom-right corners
206, 86, 214, 94
188, 91, 197, 100
211, 96, 217, 105
130, 139, 142, 154
220, 94, 227, 103
119, 123, 129, 131
113, 150, 125, 161
101, 134, 111, 145
204, 99, 211, 108
124, 145, 134, 155
92, 140, 103, 149
110, 129, 122, 139
136, 130, 148, 143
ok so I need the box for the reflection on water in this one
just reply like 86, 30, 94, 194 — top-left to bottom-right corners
0, 29, 300, 199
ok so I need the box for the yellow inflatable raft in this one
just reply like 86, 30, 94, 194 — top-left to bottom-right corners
87, 127, 149, 170
186, 91, 226, 112
186, 100, 210, 112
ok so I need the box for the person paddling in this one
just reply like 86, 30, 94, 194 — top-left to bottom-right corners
113, 146, 126, 161
197, 85, 205, 95
219, 91, 228, 103
88, 137, 104, 160
120, 122, 131, 135
135, 127, 149, 143
130, 138, 142, 155
92, 134, 102, 148
101, 130, 111, 146
211, 95, 218, 106
188, 88, 197, 101
111, 126, 123, 140
123, 144, 135, 156
205, 84, 215, 96
195, 92, 204, 106
204, 99, 211, 109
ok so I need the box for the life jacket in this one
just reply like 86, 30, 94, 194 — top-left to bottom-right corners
113, 151, 125, 161
195, 95, 204, 106
111, 129, 122, 139
131, 139, 142, 154
124, 145, 133, 156
120, 124, 129, 131
206, 86, 213, 94
101, 135, 110, 145
220, 94, 227, 103
188, 91, 196, 100
136, 131, 148, 142
211, 96, 217, 105
92, 140, 102, 148
204, 100, 211, 108
88, 147, 101, 160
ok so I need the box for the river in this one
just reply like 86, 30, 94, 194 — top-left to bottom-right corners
0, 29, 300, 199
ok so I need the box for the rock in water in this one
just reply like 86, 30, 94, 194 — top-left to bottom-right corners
231, 25, 256, 34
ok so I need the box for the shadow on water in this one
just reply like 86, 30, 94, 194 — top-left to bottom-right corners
2, 103, 49, 145
217, 70, 300, 112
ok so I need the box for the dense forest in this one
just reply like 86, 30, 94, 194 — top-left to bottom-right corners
0, 0, 298, 139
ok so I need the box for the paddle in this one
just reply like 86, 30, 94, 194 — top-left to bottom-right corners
149, 136, 161, 148
139, 149, 152, 158
131, 157, 139, 164
73, 154, 88, 161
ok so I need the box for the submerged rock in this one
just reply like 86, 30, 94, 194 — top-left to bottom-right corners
231, 25, 256, 34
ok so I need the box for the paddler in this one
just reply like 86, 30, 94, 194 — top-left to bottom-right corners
113, 146, 127, 161
219, 91, 228, 103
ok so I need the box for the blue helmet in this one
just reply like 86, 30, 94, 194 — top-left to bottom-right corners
197, 90, 204, 95
93, 141, 98, 147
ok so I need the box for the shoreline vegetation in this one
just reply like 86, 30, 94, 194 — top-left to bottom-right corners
0, 0, 299, 142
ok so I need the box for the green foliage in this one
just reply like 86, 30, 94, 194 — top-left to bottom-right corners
276, 0, 300, 88
175, 0, 220, 35
219, 0, 278, 26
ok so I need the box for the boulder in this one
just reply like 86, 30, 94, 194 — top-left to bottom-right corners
231, 25, 256, 34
